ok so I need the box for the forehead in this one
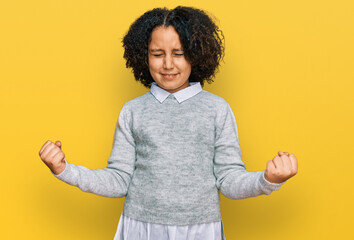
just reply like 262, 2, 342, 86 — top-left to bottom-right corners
148, 26, 182, 49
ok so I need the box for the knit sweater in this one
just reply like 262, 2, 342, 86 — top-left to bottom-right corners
54, 84, 285, 225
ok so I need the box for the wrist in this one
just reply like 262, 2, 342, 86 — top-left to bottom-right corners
52, 162, 66, 175
264, 172, 284, 184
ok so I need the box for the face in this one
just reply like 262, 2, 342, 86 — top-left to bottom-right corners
148, 25, 192, 94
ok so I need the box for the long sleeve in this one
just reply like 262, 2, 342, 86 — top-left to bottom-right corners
52, 103, 136, 198
214, 102, 285, 199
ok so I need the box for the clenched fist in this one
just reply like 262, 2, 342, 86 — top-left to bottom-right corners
39, 140, 66, 175
264, 151, 298, 184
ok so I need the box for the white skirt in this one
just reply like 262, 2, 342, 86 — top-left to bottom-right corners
114, 214, 226, 240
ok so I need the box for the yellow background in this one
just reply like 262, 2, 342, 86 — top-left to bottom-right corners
1, 0, 353, 239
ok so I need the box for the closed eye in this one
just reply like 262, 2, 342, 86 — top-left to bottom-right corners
152, 54, 184, 57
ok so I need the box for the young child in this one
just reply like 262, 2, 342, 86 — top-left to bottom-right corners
39, 6, 298, 240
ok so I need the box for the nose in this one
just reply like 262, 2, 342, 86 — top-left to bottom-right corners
163, 54, 174, 69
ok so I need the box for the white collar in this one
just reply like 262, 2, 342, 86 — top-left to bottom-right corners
150, 81, 202, 104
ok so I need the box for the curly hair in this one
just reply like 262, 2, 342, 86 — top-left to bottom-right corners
122, 6, 225, 88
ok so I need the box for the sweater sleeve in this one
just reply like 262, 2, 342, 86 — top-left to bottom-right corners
214, 102, 286, 199
52, 103, 136, 198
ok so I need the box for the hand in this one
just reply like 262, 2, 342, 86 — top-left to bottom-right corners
39, 140, 66, 175
264, 151, 298, 184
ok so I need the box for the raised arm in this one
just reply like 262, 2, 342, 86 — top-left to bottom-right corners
213, 102, 286, 199
39, 103, 136, 198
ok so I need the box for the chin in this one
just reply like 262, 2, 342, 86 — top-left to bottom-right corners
159, 81, 177, 88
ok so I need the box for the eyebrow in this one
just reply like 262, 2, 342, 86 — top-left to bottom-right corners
149, 48, 184, 52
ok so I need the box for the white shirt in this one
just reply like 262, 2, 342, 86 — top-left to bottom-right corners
113, 81, 226, 239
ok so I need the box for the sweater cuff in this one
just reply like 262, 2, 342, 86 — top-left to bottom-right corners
51, 158, 71, 181
259, 170, 286, 192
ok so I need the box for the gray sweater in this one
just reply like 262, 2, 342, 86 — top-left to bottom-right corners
54, 88, 284, 225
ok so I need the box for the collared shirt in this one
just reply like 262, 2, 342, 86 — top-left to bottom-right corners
150, 81, 203, 104
53, 79, 283, 238
114, 81, 226, 240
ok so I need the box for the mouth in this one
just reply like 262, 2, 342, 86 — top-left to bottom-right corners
161, 73, 178, 80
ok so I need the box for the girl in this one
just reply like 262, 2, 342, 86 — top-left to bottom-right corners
39, 6, 298, 240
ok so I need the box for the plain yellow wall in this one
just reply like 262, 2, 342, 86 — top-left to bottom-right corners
1, 0, 353, 239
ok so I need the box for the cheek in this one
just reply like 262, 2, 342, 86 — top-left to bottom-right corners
148, 59, 162, 72
186, 63, 192, 74
179, 61, 191, 75
179, 58, 191, 68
